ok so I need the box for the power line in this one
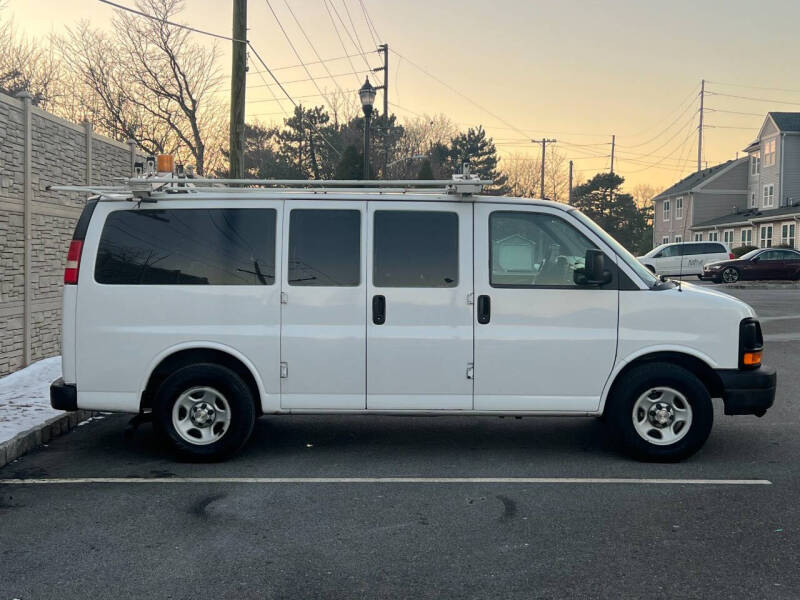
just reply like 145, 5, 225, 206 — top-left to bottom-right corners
707, 81, 800, 95
616, 87, 699, 149
326, 0, 374, 71
247, 89, 359, 104
707, 91, 800, 107
264, 0, 339, 114
619, 127, 697, 174
706, 108, 765, 117
247, 69, 372, 89
391, 48, 535, 140
341, 0, 370, 64
281, 0, 345, 95
250, 50, 378, 74
322, 0, 364, 85
97, 0, 246, 43
247, 42, 342, 157
358, 0, 381, 47
617, 83, 699, 144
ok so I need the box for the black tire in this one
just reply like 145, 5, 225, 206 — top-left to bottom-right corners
696, 275, 704, 281
152, 363, 256, 461
606, 362, 713, 462
721, 266, 740, 284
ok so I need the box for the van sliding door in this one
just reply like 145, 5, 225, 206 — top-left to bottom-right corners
365, 202, 474, 410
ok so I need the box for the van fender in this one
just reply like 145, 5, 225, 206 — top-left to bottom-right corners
598, 345, 719, 414
138, 341, 275, 413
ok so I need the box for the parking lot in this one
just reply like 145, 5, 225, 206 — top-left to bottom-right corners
1, 284, 799, 599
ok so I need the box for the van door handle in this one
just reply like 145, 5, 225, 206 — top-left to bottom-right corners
372, 294, 386, 325
477, 295, 491, 324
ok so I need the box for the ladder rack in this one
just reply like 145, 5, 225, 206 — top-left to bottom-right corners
47, 175, 493, 199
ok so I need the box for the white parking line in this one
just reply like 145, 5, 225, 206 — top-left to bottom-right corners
0, 477, 773, 485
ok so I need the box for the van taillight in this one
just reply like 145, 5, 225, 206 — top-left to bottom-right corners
64, 240, 83, 284
729, 253, 735, 259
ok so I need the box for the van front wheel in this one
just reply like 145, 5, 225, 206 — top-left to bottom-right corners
153, 363, 256, 461
607, 363, 713, 462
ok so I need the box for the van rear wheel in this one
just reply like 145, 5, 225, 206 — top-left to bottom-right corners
152, 363, 256, 461
606, 363, 713, 462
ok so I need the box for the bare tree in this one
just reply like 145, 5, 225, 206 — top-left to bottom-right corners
389, 114, 458, 178
58, 0, 223, 173
502, 154, 541, 198
631, 183, 663, 209
0, 2, 62, 107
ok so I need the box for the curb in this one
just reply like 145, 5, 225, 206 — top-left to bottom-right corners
720, 282, 800, 290
0, 410, 97, 469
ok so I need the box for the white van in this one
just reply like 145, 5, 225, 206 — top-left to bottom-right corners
638, 241, 733, 278
49, 175, 775, 462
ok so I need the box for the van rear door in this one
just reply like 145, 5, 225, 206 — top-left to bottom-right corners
279, 200, 367, 410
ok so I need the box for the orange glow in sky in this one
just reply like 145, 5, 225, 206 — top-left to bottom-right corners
7, 0, 800, 190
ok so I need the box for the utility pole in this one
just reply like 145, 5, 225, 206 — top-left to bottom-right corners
568, 160, 573, 204
374, 43, 389, 177
609, 134, 616, 203
532, 138, 556, 199
610, 134, 615, 174
229, 0, 247, 178
698, 78, 705, 172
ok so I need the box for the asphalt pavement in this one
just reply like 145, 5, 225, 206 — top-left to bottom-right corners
1, 284, 799, 599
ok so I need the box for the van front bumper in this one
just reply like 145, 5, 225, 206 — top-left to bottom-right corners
716, 367, 776, 416
50, 378, 78, 411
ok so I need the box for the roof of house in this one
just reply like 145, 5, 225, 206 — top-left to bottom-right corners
693, 205, 800, 229
652, 158, 744, 202
768, 112, 800, 132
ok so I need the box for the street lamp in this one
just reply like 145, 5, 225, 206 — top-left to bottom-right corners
359, 77, 376, 179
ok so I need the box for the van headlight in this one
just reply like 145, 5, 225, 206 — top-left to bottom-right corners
739, 318, 763, 369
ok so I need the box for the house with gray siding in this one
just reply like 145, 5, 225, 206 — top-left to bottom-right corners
651, 158, 748, 248
691, 112, 800, 248
652, 112, 800, 250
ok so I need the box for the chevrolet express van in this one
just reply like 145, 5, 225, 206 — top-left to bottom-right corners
49, 174, 776, 462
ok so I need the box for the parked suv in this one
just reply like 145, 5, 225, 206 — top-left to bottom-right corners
50, 176, 776, 462
638, 241, 733, 278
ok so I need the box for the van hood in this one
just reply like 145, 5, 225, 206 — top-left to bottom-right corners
667, 280, 756, 318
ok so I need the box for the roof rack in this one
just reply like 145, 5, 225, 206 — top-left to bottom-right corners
48, 174, 493, 200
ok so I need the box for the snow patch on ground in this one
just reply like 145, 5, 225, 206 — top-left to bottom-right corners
0, 357, 63, 445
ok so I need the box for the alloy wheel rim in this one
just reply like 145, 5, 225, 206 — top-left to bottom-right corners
172, 386, 230, 445
722, 268, 738, 283
631, 387, 693, 446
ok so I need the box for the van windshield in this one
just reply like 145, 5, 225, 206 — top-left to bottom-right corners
570, 209, 659, 288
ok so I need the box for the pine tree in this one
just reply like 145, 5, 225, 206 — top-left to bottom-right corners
446, 126, 508, 194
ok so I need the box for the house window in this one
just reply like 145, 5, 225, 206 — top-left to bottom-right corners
760, 225, 773, 248
751, 192, 757, 208
663, 200, 671, 221
694, 232, 703, 241
781, 223, 796, 248
674, 235, 682, 243
751, 152, 760, 176
662, 235, 670, 245
763, 184, 774, 207
675, 197, 683, 219
741, 228, 752, 246
723, 230, 734, 244
764, 139, 776, 167
707, 231, 719, 241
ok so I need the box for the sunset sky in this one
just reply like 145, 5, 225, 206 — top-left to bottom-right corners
7, 0, 800, 189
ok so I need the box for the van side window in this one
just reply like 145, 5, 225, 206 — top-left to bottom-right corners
288, 209, 361, 286
659, 245, 681, 258
373, 211, 458, 287
489, 211, 600, 287
95, 208, 276, 285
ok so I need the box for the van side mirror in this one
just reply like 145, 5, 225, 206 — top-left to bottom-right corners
574, 249, 612, 286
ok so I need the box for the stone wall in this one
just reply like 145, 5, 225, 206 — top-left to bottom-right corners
0, 90, 138, 376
